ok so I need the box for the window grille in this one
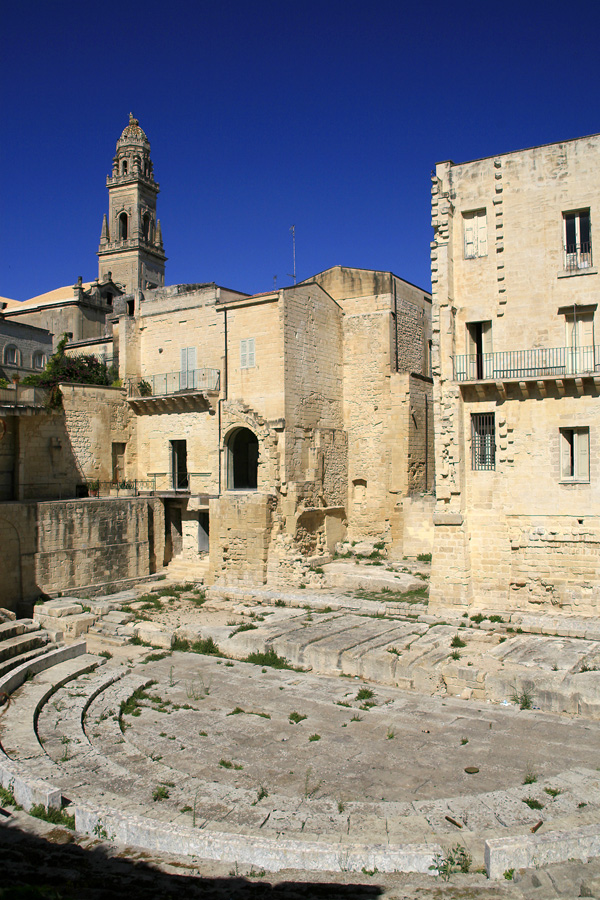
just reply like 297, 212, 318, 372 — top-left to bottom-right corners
471, 413, 495, 470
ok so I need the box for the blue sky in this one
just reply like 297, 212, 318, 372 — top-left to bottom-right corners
2, 0, 598, 301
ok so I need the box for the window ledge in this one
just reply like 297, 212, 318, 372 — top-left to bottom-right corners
557, 267, 597, 279
559, 479, 590, 485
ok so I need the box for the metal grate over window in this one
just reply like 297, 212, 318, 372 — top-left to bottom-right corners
471, 413, 495, 470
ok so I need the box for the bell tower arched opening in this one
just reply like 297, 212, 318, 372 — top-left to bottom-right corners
119, 212, 128, 240
227, 427, 258, 490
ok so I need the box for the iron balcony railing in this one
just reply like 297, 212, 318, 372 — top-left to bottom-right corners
564, 241, 592, 272
454, 345, 600, 382
126, 368, 221, 398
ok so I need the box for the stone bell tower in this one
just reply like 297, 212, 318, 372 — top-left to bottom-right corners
97, 113, 166, 293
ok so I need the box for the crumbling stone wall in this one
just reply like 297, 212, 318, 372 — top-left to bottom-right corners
61, 384, 134, 483
208, 492, 277, 585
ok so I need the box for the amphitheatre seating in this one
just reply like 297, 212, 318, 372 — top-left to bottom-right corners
2, 599, 600, 878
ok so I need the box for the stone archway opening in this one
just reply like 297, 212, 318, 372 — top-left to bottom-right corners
227, 427, 258, 490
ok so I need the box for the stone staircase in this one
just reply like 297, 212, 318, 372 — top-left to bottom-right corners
164, 554, 210, 583
0, 617, 63, 679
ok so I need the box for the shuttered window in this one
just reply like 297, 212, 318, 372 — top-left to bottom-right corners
463, 209, 487, 259
240, 338, 255, 369
180, 346, 196, 389
560, 428, 589, 482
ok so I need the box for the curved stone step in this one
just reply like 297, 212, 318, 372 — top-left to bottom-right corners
0, 630, 51, 666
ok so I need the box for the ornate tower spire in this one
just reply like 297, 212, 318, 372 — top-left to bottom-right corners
97, 114, 167, 292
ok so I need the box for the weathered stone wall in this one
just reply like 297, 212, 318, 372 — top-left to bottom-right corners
0, 498, 164, 611
208, 492, 277, 585
430, 134, 600, 611
34, 499, 159, 594
13, 411, 85, 501
136, 408, 219, 494
0, 503, 38, 611
226, 296, 285, 422
389, 493, 435, 560
61, 384, 134, 484
282, 285, 346, 507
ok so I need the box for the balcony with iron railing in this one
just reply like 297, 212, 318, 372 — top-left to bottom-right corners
564, 241, 593, 273
126, 368, 221, 413
453, 345, 600, 383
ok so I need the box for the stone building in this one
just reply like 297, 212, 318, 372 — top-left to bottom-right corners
430, 132, 600, 615
115, 265, 432, 584
0, 314, 53, 381
2, 278, 121, 353
0, 113, 433, 607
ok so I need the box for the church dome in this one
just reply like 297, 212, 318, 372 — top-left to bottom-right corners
117, 113, 149, 148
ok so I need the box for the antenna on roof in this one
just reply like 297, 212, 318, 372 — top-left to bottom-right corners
288, 225, 296, 285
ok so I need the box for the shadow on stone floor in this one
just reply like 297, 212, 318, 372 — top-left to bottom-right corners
0, 820, 384, 900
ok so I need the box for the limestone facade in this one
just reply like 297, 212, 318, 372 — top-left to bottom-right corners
114, 264, 432, 584
3, 278, 121, 352
430, 133, 600, 614
1, 115, 433, 602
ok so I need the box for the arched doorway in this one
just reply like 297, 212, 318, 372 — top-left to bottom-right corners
227, 427, 258, 489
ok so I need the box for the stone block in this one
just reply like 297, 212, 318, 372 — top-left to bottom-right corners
34, 602, 83, 618
485, 823, 600, 879
135, 623, 174, 649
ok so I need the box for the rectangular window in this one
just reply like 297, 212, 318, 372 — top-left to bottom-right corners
560, 427, 589, 482
180, 346, 197, 389
463, 209, 487, 259
171, 440, 189, 490
240, 338, 255, 369
564, 310, 595, 373
465, 321, 493, 379
564, 209, 592, 271
471, 413, 495, 470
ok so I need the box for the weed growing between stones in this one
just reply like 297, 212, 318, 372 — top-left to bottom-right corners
0, 785, 21, 809
252, 786, 269, 805
504, 868, 515, 880
98, 650, 112, 659
289, 711, 307, 724
461, 737, 469, 745
140, 650, 172, 664
354, 586, 428, 604
450, 635, 466, 648
152, 785, 169, 801
303, 767, 322, 799
244, 648, 298, 670
522, 796, 544, 810
219, 759, 243, 770
274, 598, 286, 607
512, 687, 534, 710
451, 650, 461, 660
308, 733, 321, 741
523, 769, 537, 785
231, 623, 257, 635
417, 553, 432, 563
544, 787, 562, 797
429, 844, 472, 880
386, 727, 395, 740
30, 804, 75, 830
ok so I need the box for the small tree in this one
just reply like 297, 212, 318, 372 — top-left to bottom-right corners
22, 333, 118, 406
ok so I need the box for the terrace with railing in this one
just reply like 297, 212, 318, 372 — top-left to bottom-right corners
0, 385, 50, 409
126, 368, 221, 412
454, 346, 600, 383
